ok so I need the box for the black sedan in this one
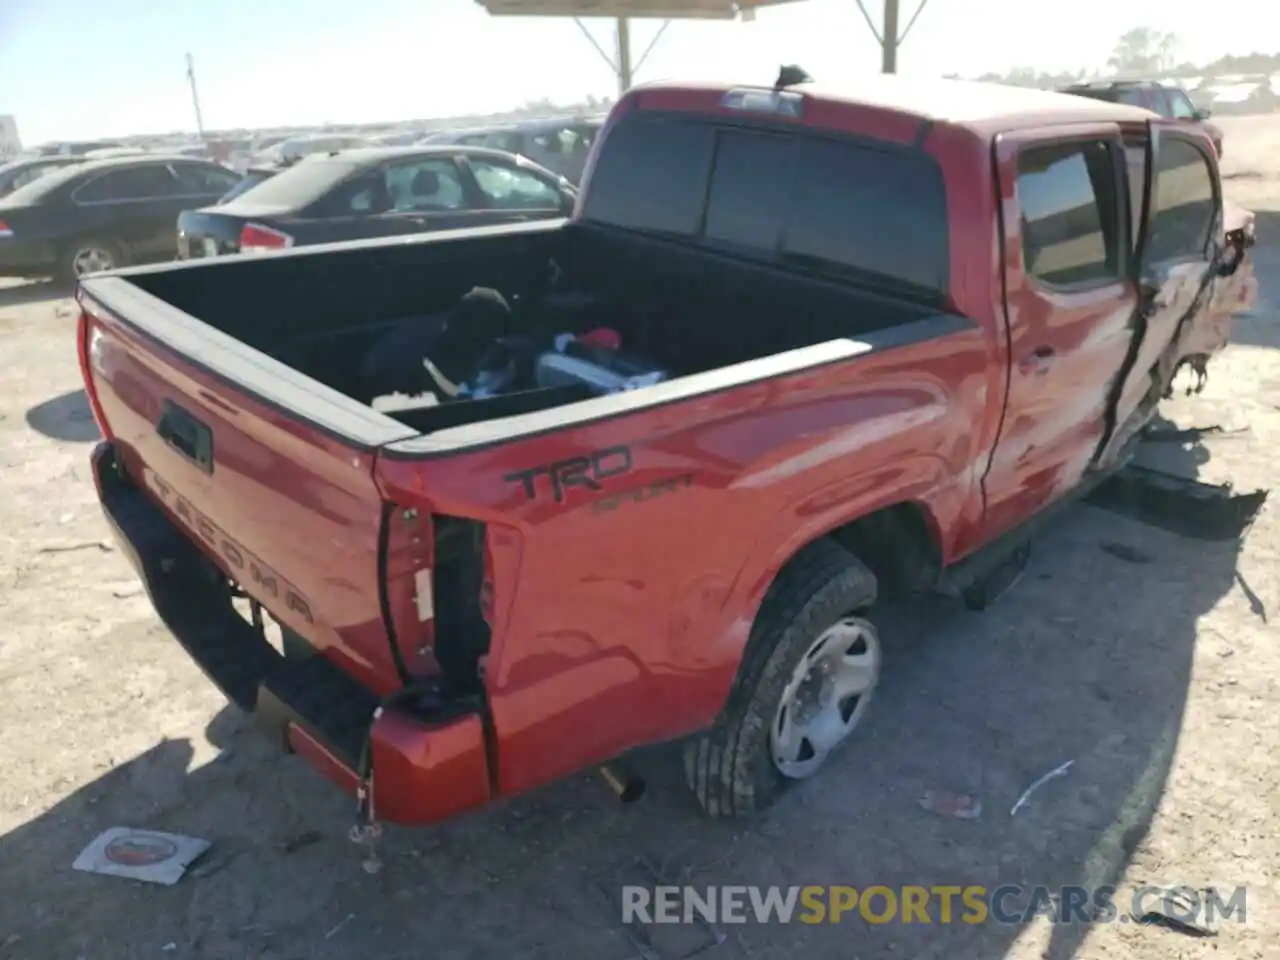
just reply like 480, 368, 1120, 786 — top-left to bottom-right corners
0, 155, 85, 198
0, 154, 242, 282
175, 146, 577, 260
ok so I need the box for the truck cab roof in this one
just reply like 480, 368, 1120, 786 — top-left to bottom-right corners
626, 74, 1157, 139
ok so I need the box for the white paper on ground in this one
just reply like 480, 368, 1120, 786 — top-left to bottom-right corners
72, 827, 211, 886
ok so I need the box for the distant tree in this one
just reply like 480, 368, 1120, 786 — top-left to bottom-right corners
1107, 28, 1180, 76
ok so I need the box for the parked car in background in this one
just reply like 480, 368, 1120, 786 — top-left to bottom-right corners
0, 155, 83, 198
83, 147, 151, 160
175, 145, 576, 259
1059, 80, 1225, 155
0, 155, 242, 281
431, 116, 604, 184
372, 131, 423, 147
34, 140, 126, 157
213, 163, 287, 204
229, 135, 289, 173
272, 133, 375, 165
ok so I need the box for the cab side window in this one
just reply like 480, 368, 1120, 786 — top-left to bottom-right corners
73, 165, 179, 203
1016, 140, 1122, 286
383, 158, 467, 211
1145, 138, 1217, 262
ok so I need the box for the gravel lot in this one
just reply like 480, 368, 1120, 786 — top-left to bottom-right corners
1, 114, 1277, 960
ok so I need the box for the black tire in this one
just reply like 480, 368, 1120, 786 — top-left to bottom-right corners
58, 236, 126, 285
683, 539, 878, 818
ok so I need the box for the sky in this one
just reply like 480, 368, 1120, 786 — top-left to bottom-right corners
1, 0, 1276, 145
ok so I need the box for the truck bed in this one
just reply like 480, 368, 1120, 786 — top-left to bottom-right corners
107, 219, 946, 439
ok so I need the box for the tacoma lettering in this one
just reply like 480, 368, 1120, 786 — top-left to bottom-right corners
148, 472, 314, 624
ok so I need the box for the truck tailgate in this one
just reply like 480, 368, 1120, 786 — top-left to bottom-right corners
78, 276, 417, 697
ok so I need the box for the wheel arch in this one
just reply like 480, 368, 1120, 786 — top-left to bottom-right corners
679, 496, 947, 737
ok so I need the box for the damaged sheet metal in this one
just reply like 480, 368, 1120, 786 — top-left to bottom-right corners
1085, 464, 1269, 541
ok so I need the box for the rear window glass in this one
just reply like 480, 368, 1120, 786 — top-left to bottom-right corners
703, 130, 793, 250
218, 170, 276, 203
582, 116, 949, 295
218, 159, 359, 209
1, 163, 86, 204
582, 118, 715, 236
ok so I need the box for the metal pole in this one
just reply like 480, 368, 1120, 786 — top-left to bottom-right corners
881, 0, 900, 74
186, 53, 206, 138
615, 17, 633, 95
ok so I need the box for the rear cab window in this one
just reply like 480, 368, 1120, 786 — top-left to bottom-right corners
581, 114, 950, 299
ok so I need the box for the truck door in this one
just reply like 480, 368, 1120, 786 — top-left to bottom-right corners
1092, 121, 1226, 467
981, 123, 1137, 541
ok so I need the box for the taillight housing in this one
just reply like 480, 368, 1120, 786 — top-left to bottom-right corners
0, 220, 11, 238
238, 222, 294, 254
76, 304, 113, 439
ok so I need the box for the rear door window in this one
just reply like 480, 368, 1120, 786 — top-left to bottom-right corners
1016, 141, 1121, 286
73, 165, 179, 203
170, 163, 241, 196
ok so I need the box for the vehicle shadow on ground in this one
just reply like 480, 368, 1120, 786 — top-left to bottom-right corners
0, 280, 68, 309
1225, 209, 1279, 350
24, 389, 100, 443
0, 435, 1246, 959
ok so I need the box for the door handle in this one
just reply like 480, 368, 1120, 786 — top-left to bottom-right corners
1019, 345, 1056, 374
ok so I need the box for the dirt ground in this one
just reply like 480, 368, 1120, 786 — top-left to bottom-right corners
1, 115, 1278, 960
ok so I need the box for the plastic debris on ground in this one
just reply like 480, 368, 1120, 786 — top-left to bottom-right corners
72, 827, 211, 886
919, 790, 982, 820
1010, 760, 1075, 817
1132, 887, 1220, 937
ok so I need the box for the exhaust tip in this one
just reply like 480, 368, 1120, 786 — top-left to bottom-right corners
599, 764, 646, 803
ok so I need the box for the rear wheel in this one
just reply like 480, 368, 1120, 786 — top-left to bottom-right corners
683, 539, 880, 818
59, 237, 126, 284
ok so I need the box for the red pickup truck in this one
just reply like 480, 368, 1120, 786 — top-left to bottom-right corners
76, 73, 1257, 828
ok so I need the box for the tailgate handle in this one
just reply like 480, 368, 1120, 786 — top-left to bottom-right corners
157, 400, 214, 475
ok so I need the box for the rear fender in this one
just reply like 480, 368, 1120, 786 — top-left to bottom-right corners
669, 451, 963, 730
